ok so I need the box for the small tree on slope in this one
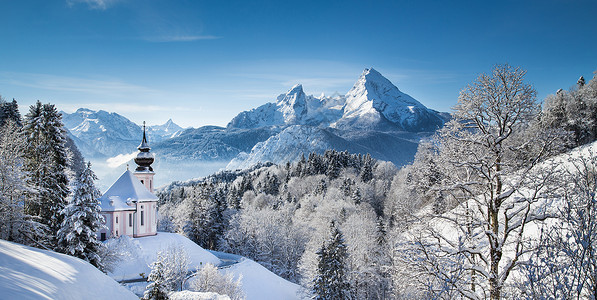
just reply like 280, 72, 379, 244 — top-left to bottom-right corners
313, 221, 350, 300
192, 263, 245, 300
144, 252, 170, 300
57, 162, 106, 270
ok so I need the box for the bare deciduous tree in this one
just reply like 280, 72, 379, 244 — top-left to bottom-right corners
398, 64, 564, 299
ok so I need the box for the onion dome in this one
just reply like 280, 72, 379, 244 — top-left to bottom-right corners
134, 121, 155, 172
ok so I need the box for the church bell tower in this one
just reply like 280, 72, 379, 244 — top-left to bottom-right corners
134, 121, 155, 193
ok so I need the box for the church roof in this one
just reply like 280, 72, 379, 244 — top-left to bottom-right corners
99, 170, 158, 212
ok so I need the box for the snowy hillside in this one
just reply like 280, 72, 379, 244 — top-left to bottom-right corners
395, 140, 597, 297
109, 232, 221, 281
219, 257, 301, 299
111, 233, 300, 299
227, 125, 421, 170
0, 239, 137, 300
227, 126, 359, 170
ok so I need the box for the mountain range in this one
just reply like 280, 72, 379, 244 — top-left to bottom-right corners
61, 68, 449, 186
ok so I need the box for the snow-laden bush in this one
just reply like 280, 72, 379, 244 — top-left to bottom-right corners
191, 263, 245, 300
101, 235, 139, 273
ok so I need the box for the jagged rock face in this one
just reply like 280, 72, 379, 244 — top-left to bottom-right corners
147, 119, 184, 139
227, 84, 344, 129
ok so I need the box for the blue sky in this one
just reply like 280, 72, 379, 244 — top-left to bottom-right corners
0, 0, 596, 127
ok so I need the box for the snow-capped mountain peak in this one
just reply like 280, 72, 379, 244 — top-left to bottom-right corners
276, 84, 305, 106
334, 67, 446, 131
276, 84, 307, 124
147, 118, 185, 139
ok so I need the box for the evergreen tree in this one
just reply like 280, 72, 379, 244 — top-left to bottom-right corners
307, 152, 325, 175
315, 179, 327, 196
313, 222, 350, 300
0, 120, 30, 242
23, 101, 70, 245
360, 153, 374, 183
578, 75, 586, 86
351, 187, 362, 205
144, 253, 170, 300
182, 183, 222, 249
0, 98, 22, 128
57, 162, 106, 270
325, 155, 341, 179
341, 177, 353, 197
65, 135, 86, 181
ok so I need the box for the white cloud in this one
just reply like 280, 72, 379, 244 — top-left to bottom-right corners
67, 0, 122, 10
106, 151, 137, 168
144, 35, 221, 43
0, 72, 158, 97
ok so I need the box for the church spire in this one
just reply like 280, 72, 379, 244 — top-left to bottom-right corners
134, 121, 154, 172
138, 121, 150, 151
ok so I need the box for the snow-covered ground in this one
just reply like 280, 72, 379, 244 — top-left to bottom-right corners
170, 290, 231, 300
0, 239, 137, 300
220, 257, 301, 300
108, 232, 221, 281
112, 232, 301, 299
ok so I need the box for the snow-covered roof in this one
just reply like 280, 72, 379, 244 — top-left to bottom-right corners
99, 170, 158, 212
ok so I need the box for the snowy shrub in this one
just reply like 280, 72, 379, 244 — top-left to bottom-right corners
161, 244, 191, 291
101, 235, 139, 273
191, 263, 245, 300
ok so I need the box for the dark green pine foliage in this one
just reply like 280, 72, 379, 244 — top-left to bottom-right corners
325, 155, 341, 179
360, 153, 374, 183
23, 101, 70, 245
313, 222, 350, 300
0, 98, 22, 127
183, 183, 227, 250
57, 162, 106, 270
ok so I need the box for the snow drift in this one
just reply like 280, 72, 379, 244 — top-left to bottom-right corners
0, 239, 137, 300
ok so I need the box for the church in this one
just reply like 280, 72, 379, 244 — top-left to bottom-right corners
98, 124, 158, 241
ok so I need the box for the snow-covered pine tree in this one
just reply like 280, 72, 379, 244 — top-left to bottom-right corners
313, 221, 349, 300
541, 72, 597, 147
57, 162, 106, 270
325, 155, 341, 179
360, 153, 374, 183
578, 75, 586, 86
0, 120, 30, 242
23, 101, 70, 246
0, 98, 22, 128
144, 252, 170, 300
